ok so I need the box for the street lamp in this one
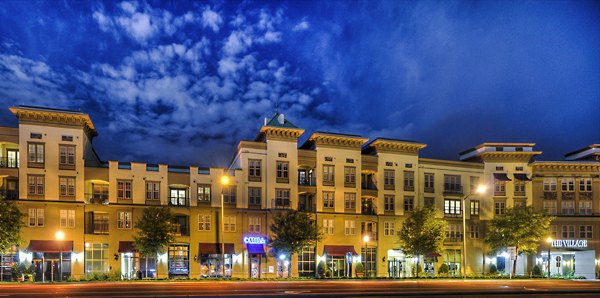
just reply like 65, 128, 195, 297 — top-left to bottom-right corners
462, 184, 487, 278
363, 235, 369, 277
220, 174, 230, 278
546, 237, 553, 279
55, 230, 65, 282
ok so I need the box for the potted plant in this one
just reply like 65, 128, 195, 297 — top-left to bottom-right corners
11, 263, 23, 282
438, 263, 449, 277
355, 262, 365, 278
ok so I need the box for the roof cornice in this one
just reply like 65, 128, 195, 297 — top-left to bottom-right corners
308, 132, 368, 149
9, 106, 97, 137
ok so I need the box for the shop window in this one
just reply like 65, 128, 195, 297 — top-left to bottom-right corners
168, 244, 189, 277
297, 247, 315, 277
85, 243, 109, 275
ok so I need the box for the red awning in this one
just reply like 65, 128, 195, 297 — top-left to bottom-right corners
323, 245, 357, 257
198, 243, 235, 255
247, 244, 266, 255
493, 173, 512, 181
27, 240, 73, 253
118, 241, 136, 253
513, 173, 531, 181
426, 252, 442, 257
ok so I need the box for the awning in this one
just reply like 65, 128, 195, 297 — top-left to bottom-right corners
513, 173, 531, 181
493, 173, 512, 181
198, 243, 235, 255
247, 244, 266, 255
118, 241, 136, 253
323, 245, 358, 257
27, 240, 73, 253
426, 252, 442, 257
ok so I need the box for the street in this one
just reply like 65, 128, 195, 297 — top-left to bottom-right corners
0, 279, 599, 297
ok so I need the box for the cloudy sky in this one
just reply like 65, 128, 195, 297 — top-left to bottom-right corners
0, 0, 598, 166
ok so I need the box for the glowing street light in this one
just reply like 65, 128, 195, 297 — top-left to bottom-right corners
546, 237, 553, 279
220, 174, 230, 278
462, 184, 487, 278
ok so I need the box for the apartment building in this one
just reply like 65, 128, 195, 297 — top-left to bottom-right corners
0, 105, 598, 281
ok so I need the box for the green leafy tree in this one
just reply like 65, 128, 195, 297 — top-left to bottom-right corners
485, 206, 554, 276
397, 206, 446, 277
0, 200, 24, 254
269, 210, 322, 278
134, 207, 176, 278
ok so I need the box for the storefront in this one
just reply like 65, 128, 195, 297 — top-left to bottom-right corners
244, 236, 267, 278
27, 240, 73, 282
168, 244, 189, 278
118, 241, 137, 280
323, 245, 357, 278
538, 239, 595, 279
197, 243, 235, 278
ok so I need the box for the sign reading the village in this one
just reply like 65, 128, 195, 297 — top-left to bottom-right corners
551, 239, 588, 248
243, 236, 267, 245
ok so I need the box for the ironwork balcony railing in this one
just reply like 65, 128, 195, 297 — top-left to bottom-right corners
0, 157, 18, 168
443, 185, 463, 196
169, 196, 189, 207
85, 193, 109, 204
0, 190, 18, 200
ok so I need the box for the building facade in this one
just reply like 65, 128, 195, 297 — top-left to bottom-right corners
0, 105, 598, 281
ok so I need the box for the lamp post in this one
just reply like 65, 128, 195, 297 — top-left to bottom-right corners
546, 237, 553, 279
462, 184, 487, 279
55, 230, 65, 282
220, 175, 230, 278
363, 235, 369, 278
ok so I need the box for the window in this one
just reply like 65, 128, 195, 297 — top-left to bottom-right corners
60, 209, 75, 228
514, 180, 526, 194
444, 175, 461, 192
424, 173, 434, 192
561, 225, 575, 238
249, 216, 261, 233
579, 178, 592, 192
117, 180, 132, 199
323, 219, 334, 235
198, 215, 211, 231
424, 197, 435, 208
197, 184, 210, 202
561, 178, 575, 192
145, 182, 160, 200
28, 208, 44, 227
561, 200, 575, 215
92, 212, 109, 234
297, 247, 315, 277
470, 200, 480, 216
550, 225, 558, 238
248, 187, 261, 205
344, 193, 356, 210
470, 176, 480, 194
384, 221, 395, 236
174, 216, 190, 236
85, 243, 109, 275
494, 179, 506, 195
275, 188, 290, 208
59, 176, 76, 196
224, 216, 236, 232
384, 170, 395, 189
322, 165, 334, 185
444, 199, 461, 216
404, 171, 414, 190
27, 143, 44, 164
344, 167, 356, 185
30, 133, 42, 139
470, 224, 480, 239
276, 161, 289, 182
117, 211, 132, 229
223, 186, 237, 204
62, 135, 73, 141
543, 200, 557, 215
494, 201, 506, 215
59, 145, 75, 166
579, 200, 592, 215
446, 223, 462, 242
248, 159, 261, 180
27, 175, 44, 195
579, 225, 593, 239
404, 196, 414, 212
514, 199, 526, 208
323, 191, 334, 208
384, 195, 395, 212
344, 220, 355, 235
543, 178, 557, 191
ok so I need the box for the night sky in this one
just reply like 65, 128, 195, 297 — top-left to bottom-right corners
0, 0, 598, 167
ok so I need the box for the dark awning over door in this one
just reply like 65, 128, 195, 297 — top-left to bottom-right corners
27, 240, 73, 253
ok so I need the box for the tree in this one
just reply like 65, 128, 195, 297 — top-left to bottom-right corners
485, 206, 554, 276
134, 207, 176, 278
397, 206, 446, 277
0, 200, 24, 254
269, 210, 322, 278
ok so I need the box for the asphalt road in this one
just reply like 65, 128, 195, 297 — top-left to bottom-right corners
1, 279, 599, 297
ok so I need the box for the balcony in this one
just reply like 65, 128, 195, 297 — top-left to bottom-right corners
271, 198, 291, 209
543, 192, 558, 200
362, 232, 378, 242
443, 185, 463, 196
0, 157, 18, 168
169, 196, 189, 207
580, 192, 593, 200
298, 195, 316, 212
298, 173, 316, 194
85, 193, 109, 205
361, 199, 377, 215
562, 192, 575, 200
514, 191, 526, 197
445, 233, 463, 243
494, 191, 506, 197
0, 189, 18, 200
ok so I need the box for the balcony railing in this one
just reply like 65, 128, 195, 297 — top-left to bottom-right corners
271, 198, 291, 209
362, 232, 378, 241
580, 192, 593, 200
562, 192, 575, 200
298, 176, 317, 186
0, 157, 18, 168
361, 206, 377, 215
445, 233, 463, 242
298, 201, 316, 212
443, 185, 463, 196
0, 190, 18, 200
169, 196, 189, 207
543, 192, 558, 200
85, 193, 109, 205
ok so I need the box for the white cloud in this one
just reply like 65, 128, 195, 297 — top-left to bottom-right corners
202, 8, 222, 32
293, 20, 309, 31
116, 12, 156, 44
223, 31, 253, 56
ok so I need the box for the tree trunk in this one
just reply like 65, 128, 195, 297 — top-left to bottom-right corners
415, 256, 419, 277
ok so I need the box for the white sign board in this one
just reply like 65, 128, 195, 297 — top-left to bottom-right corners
507, 247, 517, 260
551, 239, 587, 248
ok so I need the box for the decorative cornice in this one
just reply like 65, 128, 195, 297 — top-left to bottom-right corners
369, 139, 426, 155
258, 126, 304, 141
308, 132, 368, 149
9, 107, 97, 137
531, 162, 600, 172
479, 151, 542, 163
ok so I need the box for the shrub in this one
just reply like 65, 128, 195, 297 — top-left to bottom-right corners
489, 264, 497, 274
532, 265, 542, 277
317, 261, 329, 278
355, 262, 364, 275
438, 264, 449, 275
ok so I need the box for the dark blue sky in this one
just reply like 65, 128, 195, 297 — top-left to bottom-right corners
0, 0, 598, 166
